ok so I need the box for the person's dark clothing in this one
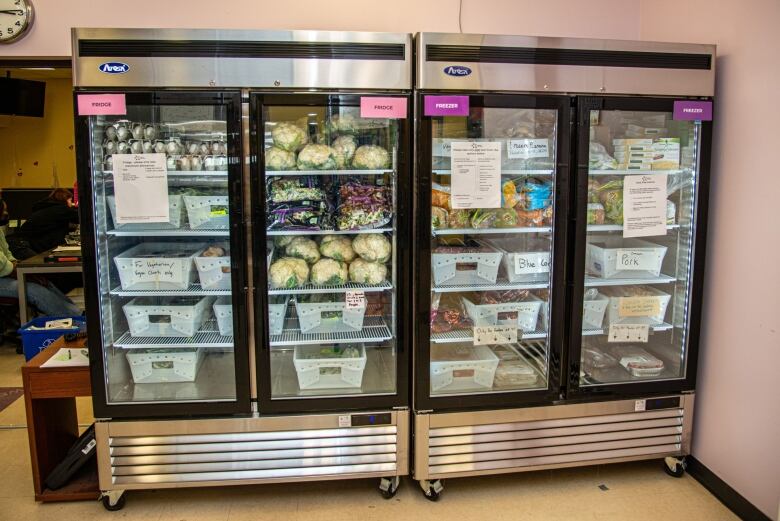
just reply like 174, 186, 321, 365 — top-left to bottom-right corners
9, 199, 79, 259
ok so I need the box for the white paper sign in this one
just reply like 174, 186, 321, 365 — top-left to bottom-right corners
634, 399, 646, 412
338, 415, 351, 427
345, 291, 366, 310
615, 249, 659, 271
113, 154, 170, 224
132, 258, 183, 285
514, 252, 551, 275
44, 318, 73, 329
608, 324, 650, 343
508, 139, 549, 159
450, 141, 502, 209
622, 174, 667, 237
473, 325, 518, 346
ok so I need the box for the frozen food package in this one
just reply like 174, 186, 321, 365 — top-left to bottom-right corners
589, 142, 618, 170
587, 203, 606, 225
582, 346, 618, 371
267, 177, 325, 203
447, 209, 471, 228
336, 180, 391, 230
493, 358, 539, 388
432, 182, 452, 209
431, 206, 449, 230
610, 345, 665, 377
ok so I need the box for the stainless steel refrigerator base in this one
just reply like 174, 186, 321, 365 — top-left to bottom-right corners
413, 395, 693, 481
416, 33, 715, 96
72, 29, 412, 90
96, 409, 408, 492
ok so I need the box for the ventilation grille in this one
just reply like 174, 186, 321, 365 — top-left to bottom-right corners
426, 44, 712, 70
79, 40, 405, 61
427, 408, 683, 477
109, 425, 398, 485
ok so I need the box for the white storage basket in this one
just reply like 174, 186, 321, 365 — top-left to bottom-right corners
213, 297, 233, 336
430, 344, 499, 393
183, 195, 230, 229
194, 248, 231, 290
583, 293, 610, 329
462, 294, 543, 332
114, 243, 204, 291
431, 246, 502, 286
293, 344, 367, 390
485, 237, 551, 284
294, 297, 366, 334
126, 348, 205, 383
123, 296, 215, 337
268, 296, 290, 336
586, 238, 667, 279
107, 195, 184, 230
605, 286, 671, 326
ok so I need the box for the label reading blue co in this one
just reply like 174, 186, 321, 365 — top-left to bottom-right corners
99, 62, 130, 74
444, 65, 472, 77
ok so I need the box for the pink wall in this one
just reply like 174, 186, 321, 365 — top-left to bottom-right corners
640, 1, 780, 519
1, 0, 640, 58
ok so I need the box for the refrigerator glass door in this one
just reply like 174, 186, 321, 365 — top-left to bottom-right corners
82, 92, 247, 411
421, 96, 566, 402
576, 103, 704, 387
255, 96, 409, 405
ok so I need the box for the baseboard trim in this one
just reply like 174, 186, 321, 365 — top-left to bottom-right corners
687, 457, 772, 521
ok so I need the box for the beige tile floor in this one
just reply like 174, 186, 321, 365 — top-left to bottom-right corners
0, 346, 737, 521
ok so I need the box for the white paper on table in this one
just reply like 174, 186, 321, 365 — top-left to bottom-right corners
41, 348, 90, 368
450, 141, 502, 209
622, 174, 667, 238
113, 153, 169, 224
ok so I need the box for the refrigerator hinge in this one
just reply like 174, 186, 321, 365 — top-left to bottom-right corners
392, 406, 409, 411
681, 390, 695, 395
251, 401, 259, 413
416, 410, 433, 415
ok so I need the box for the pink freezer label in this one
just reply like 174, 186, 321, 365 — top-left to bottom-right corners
77, 94, 127, 116
424, 95, 469, 116
360, 97, 407, 118
673, 100, 712, 121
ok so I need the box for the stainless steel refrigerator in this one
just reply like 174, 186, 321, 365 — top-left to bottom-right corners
73, 28, 412, 510
412, 32, 714, 499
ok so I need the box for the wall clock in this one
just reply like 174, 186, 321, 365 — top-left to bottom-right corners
0, 0, 33, 44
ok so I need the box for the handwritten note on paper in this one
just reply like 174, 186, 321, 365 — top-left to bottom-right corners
113, 154, 169, 224
473, 325, 518, 346
623, 174, 667, 238
132, 258, 183, 285
508, 139, 549, 159
345, 291, 366, 310
451, 141, 502, 209
618, 296, 661, 318
615, 249, 659, 272
514, 252, 551, 275
608, 324, 650, 343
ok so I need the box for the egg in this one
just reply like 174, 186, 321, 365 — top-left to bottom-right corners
116, 125, 130, 141
143, 125, 157, 140
166, 156, 177, 170
141, 141, 154, 154
190, 156, 203, 171
104, 141, 117, 154
104, 126, 117, 141
203, 155, 216, 171
178, 156, 192, 171
129, 140, 143, 154
153, 141, 166, 154
131, 124, 144, 140
116, 141, 130, 154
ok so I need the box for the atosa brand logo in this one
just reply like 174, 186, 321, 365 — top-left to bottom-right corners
99, 62, 130, 74
443, 65, 472, 77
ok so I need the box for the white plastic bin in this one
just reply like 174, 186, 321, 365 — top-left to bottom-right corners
107, 195, 184, 230
293, 344, 367, 390
126, 348, 205, 383
586, 238, 667, 279
268, 296, 290, 336
432, 245, 502, 286
194, 247, 231, 290
462, 294, 543, 332
604, 286, 671, 326
583, 293, 610, 329
183, 195, 230, 229
294, 297, 366, 334
430, 344, 499, 393
123, 296, 215, 337
485, 237, 551, 283
213, 297, 233, 336
114, 243, 204, 291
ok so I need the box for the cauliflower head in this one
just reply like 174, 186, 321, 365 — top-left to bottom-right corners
274, 235, 294, 248
352, 145, 390, 170
310, 258, 348, 285
297, 144, 337, 171
285, 237, 321, 264
332, 135, 357, 169
348, 258, 388, 284
269, 257, 309, 288
265, 147, 297, 170
271, 122, 308, 152
352, 233, 391, 263
319, 236, 356, 262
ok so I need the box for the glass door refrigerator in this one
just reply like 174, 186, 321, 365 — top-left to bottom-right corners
73, 29, 412, 510
412, 32, 714, 500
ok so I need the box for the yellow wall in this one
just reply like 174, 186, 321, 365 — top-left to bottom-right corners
0, 78, 76, 189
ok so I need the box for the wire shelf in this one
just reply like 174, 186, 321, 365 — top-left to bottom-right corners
268, 281, 392, 295
266, 227, 393, 236
432, 277, 549, 293
587, 224, 680, 232
433, 169, 553, 176
431, 328, 548, 344
433, 226, 551, 236
110, 283, 232, 297
584, 275, 676, 287
270, 315, 392, 346
114, 321, 233, 349
588, 169, 686, 176
267, 169, 392, 177
106, 229, 230, 237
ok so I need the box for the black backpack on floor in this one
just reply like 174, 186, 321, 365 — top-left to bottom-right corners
45, 423, 97, 490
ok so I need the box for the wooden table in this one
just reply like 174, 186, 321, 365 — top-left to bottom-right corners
22, 336, 99, 502
16, 249, 83, 324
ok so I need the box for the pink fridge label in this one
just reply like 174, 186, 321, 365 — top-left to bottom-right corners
673, 100, 712, 121
360, 97, 407, 118
424, 95, 469, 116
77, 94, 127, 116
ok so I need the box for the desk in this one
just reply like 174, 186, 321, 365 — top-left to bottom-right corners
16, 249, 82, 324
22, 335, 99, 502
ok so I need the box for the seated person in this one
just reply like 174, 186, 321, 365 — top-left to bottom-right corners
0, 227, 80, 317
8, 188, 79, 260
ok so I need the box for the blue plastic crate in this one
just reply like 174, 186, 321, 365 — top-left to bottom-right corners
19, 316, 86, 361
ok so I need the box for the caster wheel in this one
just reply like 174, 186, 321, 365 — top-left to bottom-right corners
101, 494, 126, 511
663, 457, 686, 478
379, 476, 400, 499
420, 479, 443, 501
